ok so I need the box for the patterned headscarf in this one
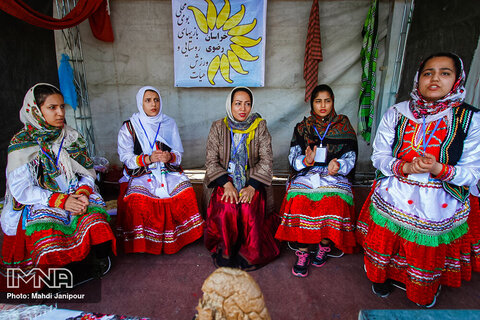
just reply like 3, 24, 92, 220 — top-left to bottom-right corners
292, 86, 357, 181
293, 110, 357, 162
7, 83, 94, 192
224, 87, 262, 191
409, 53, 466, 119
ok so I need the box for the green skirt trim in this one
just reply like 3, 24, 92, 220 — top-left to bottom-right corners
286, 191, 353, 206
25, 206, 111, 236
369, 204, 468, 247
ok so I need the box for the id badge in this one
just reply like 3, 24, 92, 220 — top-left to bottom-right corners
314, 146, 327, 163
227, 161, 236, 174
55, 175, 69, 192
409, 173, 430, 184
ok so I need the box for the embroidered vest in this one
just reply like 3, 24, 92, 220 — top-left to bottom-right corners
375, 103, 477, 202
123, 120, 181, 178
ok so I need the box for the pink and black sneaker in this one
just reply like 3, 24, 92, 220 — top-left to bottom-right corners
311, 243, 331, 267
292, 250, 310, 277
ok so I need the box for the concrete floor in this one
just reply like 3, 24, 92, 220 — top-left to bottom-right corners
50, 239, 480, 320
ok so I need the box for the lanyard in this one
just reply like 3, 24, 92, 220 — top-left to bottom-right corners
230, 131, 247, 157
422, 117, 442, 155
313, 122, 332, 147
139, 120, 161, 151
38, 136, 65, 167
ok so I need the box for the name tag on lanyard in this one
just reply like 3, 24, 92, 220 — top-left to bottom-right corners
313, 123, 331, 163
227, 161, 236, 174
409, 172, 431, 184
228, 131, 246, 175
314, 146, 327, 163
55, 175, 69, 192
38, 137, 68, 191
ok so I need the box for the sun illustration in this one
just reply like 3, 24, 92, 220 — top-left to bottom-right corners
188, 0, 262, 85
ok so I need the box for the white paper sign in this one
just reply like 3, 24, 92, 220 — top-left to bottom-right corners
172, 0, 266, 87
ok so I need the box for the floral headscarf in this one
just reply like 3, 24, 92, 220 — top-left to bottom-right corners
7, 83, 94, 192
409, 53, 466, 119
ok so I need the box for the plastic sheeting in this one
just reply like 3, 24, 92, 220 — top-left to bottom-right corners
465, 35, 480, 107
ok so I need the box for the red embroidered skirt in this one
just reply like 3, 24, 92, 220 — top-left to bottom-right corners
357, 183, 480, 305
0, 210, 115, 293
204, 186, 280, 265
117, 184, 204, 254
275, 193, 357, 254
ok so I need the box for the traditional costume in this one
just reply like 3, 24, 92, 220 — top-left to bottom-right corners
356, 55, 480, 306
117, 86, 203, 254
275, 98, 358, 255
203, 87, 279, 269
1, 83, 115, 293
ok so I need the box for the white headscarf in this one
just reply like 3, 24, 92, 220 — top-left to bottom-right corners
225, 86, 256, 126
129, 86, 184, 154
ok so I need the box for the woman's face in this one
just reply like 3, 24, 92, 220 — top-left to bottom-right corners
40, 93, 65, 128
418, 56, 457, 102
231, 90, 252, 122
312, 91, 333, 118
142, 90, 161, 116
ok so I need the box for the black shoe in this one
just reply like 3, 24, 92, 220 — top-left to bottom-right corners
372, 281, 392, 298
93, 256, 111, 278
389, 279, 406, 291
327, 244, 344, 258
212, 252, 237, 268
235, 255, 261, 272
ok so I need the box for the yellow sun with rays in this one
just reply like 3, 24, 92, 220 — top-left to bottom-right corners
188, 0, 262, 85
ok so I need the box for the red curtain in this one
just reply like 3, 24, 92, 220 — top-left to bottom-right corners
0, 0, 114, 42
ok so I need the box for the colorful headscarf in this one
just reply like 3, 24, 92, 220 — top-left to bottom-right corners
409, 53, 466, 119
7, 83, 94, 192
293, 110, 357, 160
224, 87, 263, 191
292, 87, 357, 176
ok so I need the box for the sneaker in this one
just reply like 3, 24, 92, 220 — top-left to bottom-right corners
389, 279, 406, 291
372, 282, 392, 298
89, 256, 112, 281
416, 285, 441, 308
98, 256, 111, 277
287, 242, 317, 253
311, 244, 331, 267
292, 250, 310, 277
287, 242, 299, 251
327, 244, 344, 258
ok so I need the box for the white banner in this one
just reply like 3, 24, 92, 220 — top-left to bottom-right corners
172, 0, 266, 87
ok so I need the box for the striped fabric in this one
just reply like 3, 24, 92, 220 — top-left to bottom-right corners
358, 0, 379, 142
303, 0, 323, 102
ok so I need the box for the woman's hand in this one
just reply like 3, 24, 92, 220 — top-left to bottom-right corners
305, 145, 317, 165
157, 150, 172, 163
221, 182, 239, 204
420, 153, 442, 176
239, 185, 255, 204
65, 194, 88, 215
77, 194, 90, 207
403, 153, 441, 175
149, 150, 172, 163
328, 158, 340, 175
